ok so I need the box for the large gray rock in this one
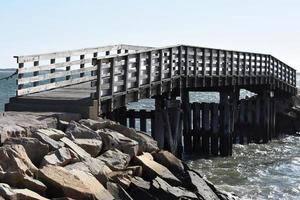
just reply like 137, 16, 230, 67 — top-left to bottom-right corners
96, 129, 139, 158
151, 177, 198, 200
108, 124, 159, 153
0, 145, 38, 176
32, 131, 64, 151
4, 137, 49, 166
65, 121, 101, 140
133, 152, 181, 186
41, 147, 78, 167
69, 169, 114, 200
37, 165, 94, 199
0, 183, 16, 200
97, 148, 131, 170
60, 137, 91, 160
74, 138, 102, 157
13, 189, 49, 200
79, 118, 113, 130
35, 128, 66, 141
65, 157, 112, 186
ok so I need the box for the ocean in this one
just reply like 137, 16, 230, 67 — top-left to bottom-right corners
0, 71, 300, 199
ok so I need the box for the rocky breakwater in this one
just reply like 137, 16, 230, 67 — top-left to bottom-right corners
0, 112, 236, 200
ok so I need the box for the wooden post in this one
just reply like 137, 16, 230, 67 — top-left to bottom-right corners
182, 90, 192, 153
50, 58, 56, 83
128, 110, 135, 128
33, 61, 39, 86
202, 103, 210, 155
153, 96, 165, 149
211, 103, 219, 156
192, 103, 201, 154
238, 100, 246, 144
140, 109, 147, 132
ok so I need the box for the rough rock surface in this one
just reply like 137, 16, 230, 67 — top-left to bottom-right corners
37, 165, 94, 199
97, 128, 139, 158
35, 128, 66, 140
65, 121, 101, 140
13, 188, 49, 200
97, 148, 131, 170
4, 137, 49, 166
60, 137, 91, 159
32, 131, 64, 151
0, 145, 38, 176
133, 152, 181, 186
0, 183, 16, 200
74, 138, 102, 157
79, 118, 113, 130
41, 147, 77, 167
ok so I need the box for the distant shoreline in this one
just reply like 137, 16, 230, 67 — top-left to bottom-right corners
0, 68, 16, 72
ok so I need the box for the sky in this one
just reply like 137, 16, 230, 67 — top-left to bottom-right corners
0, 0, 299, 70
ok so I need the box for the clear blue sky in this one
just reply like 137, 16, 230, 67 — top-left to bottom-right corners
0, 0, 299, 70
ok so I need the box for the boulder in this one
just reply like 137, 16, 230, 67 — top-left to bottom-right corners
41, 147, 78, 167
4, 137, 49, 166
32, 131, 64, 151
0, 145, 38, 176
60, 137, 91, 159
69, 169, 114, 200
79, 118, 113, 130
65, 157, 112, 186
127, 176, 157, 200
35, 128, 66, 140
151, 177, 198, 200
97, 148, 130, 170
152, 150, 186, 179
107, 124, 159, 153
37, 165, 94, 199
65, 121, 101, 140
74, 138, 102, 157
107, 182, 133, 200
0, 183, 16, 200
96, 129, 139, 158
22, 176, 47, 196
13, 189, 49, 200
133, 152, 181, 186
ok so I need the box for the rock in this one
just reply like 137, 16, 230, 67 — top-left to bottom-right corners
152, 150, 186, 179
13, 189, 49, 200
133, 152, 181, 186
32, 131, 64, 151
97, 148, 130, 170
151, 177, 198, 200
108, 123, 159, 153
69, 169, 114, 200
35, 128, 66, 140
4, 137, 49, 166
60, 137, 91, 159
0, 145, 38, 176
187, 170, 220, 200
74, 138, 102, 157
37, 165, 94, 199
22, 176, 47, 196
107, 182, 133, 200
96, 129, 139, 158
0, 183, 16, 200
41, 147, 78, 167
65, 121, 101, 140
65, 157, 112, 186
79, 118, 113, 130
57, 120, 69, 132
128, 176, 157, 200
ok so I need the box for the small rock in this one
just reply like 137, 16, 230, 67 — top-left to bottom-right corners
65, 121, 101, 140
32, 131, 64, 151
74, 138, 102, 157
0, 145, 38, 176
35, 128, 66, 140
107, 182, 133, 200
108, 124, 159, 153
4, 137, 49, 166
0, 183, 16, 200
151, 177, 198, 200
13, 188, 49, 200
60, 137, 91, 159
127, 176, 157, 200
133, 152, 181, 186
97, 129, 139, 158
69, 169, 114, 200
41, 147, 78, 167
97, 148, 130, 170
79, 118, 113, 130
37, 165, 94, 199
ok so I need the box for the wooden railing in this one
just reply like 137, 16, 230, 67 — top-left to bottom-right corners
15, 44, 297, 99
15, 44, 153, 96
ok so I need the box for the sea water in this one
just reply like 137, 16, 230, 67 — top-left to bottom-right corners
1, 71, 300, 199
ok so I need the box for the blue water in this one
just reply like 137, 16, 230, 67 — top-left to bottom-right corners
1, 71, 300, 199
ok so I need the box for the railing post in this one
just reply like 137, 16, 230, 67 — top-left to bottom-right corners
96, 59, 103, 115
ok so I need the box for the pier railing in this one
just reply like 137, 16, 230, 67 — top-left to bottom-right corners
15, 44, 297, 104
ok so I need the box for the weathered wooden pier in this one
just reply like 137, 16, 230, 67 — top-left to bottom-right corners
5, 44, 297, 157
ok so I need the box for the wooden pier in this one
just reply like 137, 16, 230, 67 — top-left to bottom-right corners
5, 44, 297, 156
